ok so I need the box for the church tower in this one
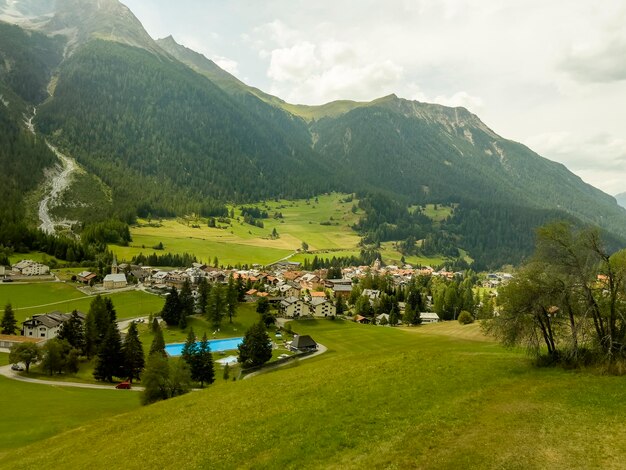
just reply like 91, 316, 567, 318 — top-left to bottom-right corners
111, 255, 118, 275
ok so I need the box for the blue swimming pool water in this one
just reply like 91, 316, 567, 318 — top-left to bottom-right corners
165, 337, 243, 356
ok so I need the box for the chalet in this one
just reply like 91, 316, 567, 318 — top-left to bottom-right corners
77, 271, 97, 284
279, 296, 311, 318
362, 289, 381, 301
332, 284, 352, 299
354, 314, 371, 324
22, 311, 86, 340
310, 291, 327, 299
420, 312, 440, 324
309, 297, 336, 317
299, 273, 322, 290
290, 334, 317, 352
103, 273, 127, 290
12, 260, 50, 276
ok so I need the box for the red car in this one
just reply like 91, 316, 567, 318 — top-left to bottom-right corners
115, 381, 131, 389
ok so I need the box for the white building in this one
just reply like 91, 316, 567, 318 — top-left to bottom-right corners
279, 296, 311, 318
420, 312, 440, 324
12, 260, 50, 276
309, 297, 336, 317
22, 311, 85, 340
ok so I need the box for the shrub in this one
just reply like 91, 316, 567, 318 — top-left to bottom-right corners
458, 310, 474, 325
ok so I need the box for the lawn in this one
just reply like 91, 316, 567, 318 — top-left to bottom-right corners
0, 283, 164, 322
4, 319, 626, 469
8, 251, 63, 266
0, 377, 139, 454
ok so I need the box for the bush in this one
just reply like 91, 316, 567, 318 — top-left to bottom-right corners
458, 310, 474, 325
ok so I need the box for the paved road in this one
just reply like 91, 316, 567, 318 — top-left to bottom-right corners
0, 364, 144, 391
243, 342, 328, 380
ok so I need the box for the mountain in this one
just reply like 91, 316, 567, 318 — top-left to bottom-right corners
616, 192, 626, 210
0, 0, 625, 268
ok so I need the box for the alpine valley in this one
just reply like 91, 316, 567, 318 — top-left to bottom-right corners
0, 0, 625, 270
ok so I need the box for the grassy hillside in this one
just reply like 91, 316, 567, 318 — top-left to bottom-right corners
3, 320, 626, 468
0, 377, 139, 454
110, 193, 364, 265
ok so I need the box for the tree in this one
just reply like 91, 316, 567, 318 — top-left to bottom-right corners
9, 342, 40, 373
57, 310, 85, 352
93, 322, 124, 382
223, 363, 230, 381
150, 323, 166, 357
181, 328, 198, 366
122, 322, 145, 383
354, 296, 373, 317
161, 287, 181, 327
256, 297, 270, 315
198, 277, 210, 313
301, 241, 309, 252
141, 353, 171, 405
83, 309, 98, 358
403, 304, 420, 326
41, 339, 75, 375
226, 275, 238, 324
238, 322, 272, 368
192, 333, 215, 387
389, 306, 399, 326
179, 279, 194, 329
206, 284, 226, 328
1, 303, 18, 335
458, 310, 474, 325
335, 296, 346, 316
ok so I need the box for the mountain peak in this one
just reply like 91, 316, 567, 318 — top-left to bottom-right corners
0, 0, 163, 56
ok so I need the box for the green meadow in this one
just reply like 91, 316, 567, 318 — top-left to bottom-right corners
3, 319, 626, 469
0, 377, 139, 454
109, 194, 464, 267
109, 193, 363, 266
0, 283, 164, 322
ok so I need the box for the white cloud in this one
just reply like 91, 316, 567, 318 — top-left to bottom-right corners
213, 56, 239, 76
431, 91, 485, 114
525, 131, 626, 194
268, 42, 320, 82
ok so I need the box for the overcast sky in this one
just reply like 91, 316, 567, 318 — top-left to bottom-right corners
123, 0, 626, 196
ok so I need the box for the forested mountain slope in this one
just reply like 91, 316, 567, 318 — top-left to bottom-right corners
0, 0, 624, 269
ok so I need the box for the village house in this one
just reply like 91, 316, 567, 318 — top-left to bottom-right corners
277, 282, 301, 298
290, 334, 317, 352
279, 296, 311, 318
299, 273, 322, 290
309, 297, 336, 317
420, 312, 440, 324
77, 271, 97, 284
22, 311, 86, 340
12, 260, 50, 276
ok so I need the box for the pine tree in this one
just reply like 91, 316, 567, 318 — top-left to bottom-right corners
122, 322, 145, 383
206, 284, 225, 328
161, 287, 181, 326
93, 322, 123, 383
88, 295, 111, 342
238, 322, 272, 368
1, 303, 18, 335
193, 333, 215, 387
389, 305, 399, 326
181, 328, 198, 366
150, 324, 167, 357
57, 310, 85, 351
198, 277, 210, 312
226, 275, 238, 323
179, 279, 194, 328
83, 309, 98, 358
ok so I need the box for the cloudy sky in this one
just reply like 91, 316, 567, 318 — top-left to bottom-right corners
123, 0, 626, 196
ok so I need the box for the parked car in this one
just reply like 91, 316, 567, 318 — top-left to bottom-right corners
115, 381, 131, 389
2, 278, 13, 283
11, 364, 24, 371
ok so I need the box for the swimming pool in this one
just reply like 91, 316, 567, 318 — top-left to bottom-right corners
165, 337, 243, 356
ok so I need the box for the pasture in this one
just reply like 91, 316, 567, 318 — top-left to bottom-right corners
3, 319, 626, 469
0, 283, 164, 322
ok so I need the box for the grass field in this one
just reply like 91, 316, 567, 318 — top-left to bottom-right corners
0, 377, 139, 454
109, 193, 364, 266
3, 319, 626, 469
0, 283, 164, 322
8, 252, 63, 266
